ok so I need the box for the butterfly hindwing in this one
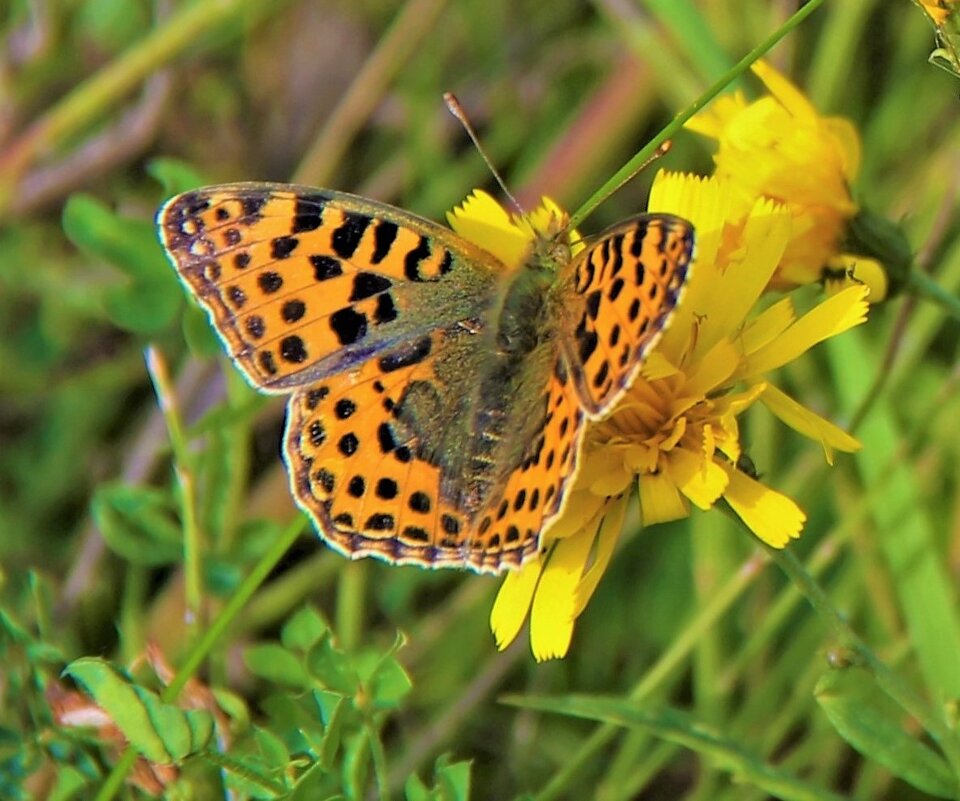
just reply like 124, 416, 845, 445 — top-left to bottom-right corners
159, 183, 502, 392
559, 214, 694, 416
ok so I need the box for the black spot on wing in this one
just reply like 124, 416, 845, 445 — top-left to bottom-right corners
404, 236, 432, 281
241, 195, 266, 222
371, 220, 399, 265
350, 272, 392, 301
280, 335, 307, 363
259, 271, 283, 294
330, 308, 367, 345
271, 236, 299, 259
292, 194, 328, 233
282, 299, 306, 323
311, 255, 342, 281
378, 336, 432, 373
332, 212, 371, 259
374, 293, 397, 324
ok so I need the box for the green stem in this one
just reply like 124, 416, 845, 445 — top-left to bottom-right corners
569, 0, 827, 229
907, 269, 960, 321
145, 347, 203, 628
93, 515, 308, 800
765, 545, 960, 779
336, 560, 367, 653
200, 749, 288, 795
366, 719, 391, 801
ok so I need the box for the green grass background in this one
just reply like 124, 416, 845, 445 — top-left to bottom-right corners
1, 0, 960, 799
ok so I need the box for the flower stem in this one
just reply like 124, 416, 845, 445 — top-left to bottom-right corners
145, 347, 203, 629
764, 544, 960, 780
569, 0, 828, 229
907, 269, 960, 321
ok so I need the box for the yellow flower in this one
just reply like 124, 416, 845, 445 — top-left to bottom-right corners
687, 61, 862, 290
489, 171, 868, 661
446, 189, 582, 268
917, 0, 959, 27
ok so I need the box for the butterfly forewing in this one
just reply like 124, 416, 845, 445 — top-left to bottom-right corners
159, 183, 501, 392
559, 214, 694, 416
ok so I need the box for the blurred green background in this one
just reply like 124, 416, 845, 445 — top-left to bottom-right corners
2, 1, 960, 799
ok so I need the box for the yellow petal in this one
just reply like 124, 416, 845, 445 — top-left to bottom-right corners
752, 60, 817, 123
681, 338, 739, 399
721, 463, 805, 547
588, 459, 633, 497
742, 285, 869, 376
574, 495, 629, 616
691, 197, 791, 358
826, 254, 889, 303
640, 351, 682, 381
647, 172, 727, 363
685, 91, 748, 139
665, 448, 729, 510
624, 443, 659, 474
490, 559, 542, 650
530, 509, 604, 660
446, 190, 529, 268
544, 489, 606, 541
759, 382, 861, 465
740, 297, 795, 355
639, 471, 690, 524
712, 382, 767, 418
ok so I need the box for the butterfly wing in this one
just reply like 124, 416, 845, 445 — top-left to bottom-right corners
558, 214, 694, 416
159, 183, 503, 392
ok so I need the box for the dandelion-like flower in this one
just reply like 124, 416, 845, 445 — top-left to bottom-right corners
688, 61, 885, 298
488, 171, 868, 661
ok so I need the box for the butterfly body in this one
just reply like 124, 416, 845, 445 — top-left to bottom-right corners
159, 183, 693, 574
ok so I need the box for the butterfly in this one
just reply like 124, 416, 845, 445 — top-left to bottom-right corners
158, 183, 694, 574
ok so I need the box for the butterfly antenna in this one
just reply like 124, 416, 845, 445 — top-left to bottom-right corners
444, 92, 524, 215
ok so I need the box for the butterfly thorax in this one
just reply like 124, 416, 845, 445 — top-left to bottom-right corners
457, 261, 563, 514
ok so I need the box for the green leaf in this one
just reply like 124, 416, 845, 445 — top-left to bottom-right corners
182, 300, 224, 357
209, 749, 287, 799
815, 665, 958, 798
281, 606, 330, 652
147, 158, 208, 197
47, 764, 91, 801
62, 193, 182, 333
503, 693, 848, 801
434, 756, 471, 801
365, 654, 412, 708
287, 761, 330, 801
65, 657, 213, 764
342, 731, 369, 801
404, 771, 430, 801
101, 276, 179, 334
253, 725, 290, 769
306, 636, 360, 695
62, 195, 158, 282
244, 643, 310, 688
310, 691, 345, 770
211, 687, 250, 731
91, 482, 183, 566
404, 756, 472, 801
